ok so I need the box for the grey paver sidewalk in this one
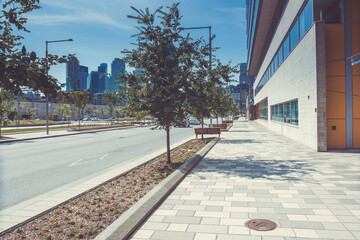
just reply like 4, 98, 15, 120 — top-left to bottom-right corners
130, 119, 360, 240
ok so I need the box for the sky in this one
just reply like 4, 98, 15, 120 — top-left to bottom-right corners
20, 0, 248, 89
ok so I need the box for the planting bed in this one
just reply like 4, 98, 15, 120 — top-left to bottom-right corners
0, 138, 212, 240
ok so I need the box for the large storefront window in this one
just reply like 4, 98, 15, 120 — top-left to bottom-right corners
271, 100, 298, 125
259, 99, 268, 120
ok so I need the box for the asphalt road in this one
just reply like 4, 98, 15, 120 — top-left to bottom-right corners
0, 126, 194, 210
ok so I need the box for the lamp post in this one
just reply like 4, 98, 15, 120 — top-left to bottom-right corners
45, 38, 73, 135
180, 26, 213, 123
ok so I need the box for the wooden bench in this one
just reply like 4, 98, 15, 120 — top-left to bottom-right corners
209, 123, 228, 130
195, 127, 221, 138
223, 120, 233, 124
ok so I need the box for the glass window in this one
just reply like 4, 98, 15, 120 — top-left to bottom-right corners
271, 106, 274, 120
283, 35, 290, 59
279, 45, 284, 66
275, 52, 279, 71
300, 0, 313, 38
291, 101, 298, 125
259, 99, 268, 120
279, 104, 283, 122
274, 105, 278, 121
284, 102, 290, 123
290, 20, 299, 51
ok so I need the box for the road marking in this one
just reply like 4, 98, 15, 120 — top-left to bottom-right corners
70, 154, 109, 166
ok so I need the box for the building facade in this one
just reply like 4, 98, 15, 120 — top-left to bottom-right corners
109, 58, 126, 92
247, 0, 359, 150
78, 65, 89, 90
66, 59, 79, 91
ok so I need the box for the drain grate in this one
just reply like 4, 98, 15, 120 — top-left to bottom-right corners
245, 219, 277, 231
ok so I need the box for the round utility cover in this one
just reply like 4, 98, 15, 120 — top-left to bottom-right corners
245, 219, 277, 231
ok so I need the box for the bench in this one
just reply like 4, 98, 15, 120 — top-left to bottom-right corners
223, 120, 233, 124
194, 127, 221, 138
209, 123, 228, 130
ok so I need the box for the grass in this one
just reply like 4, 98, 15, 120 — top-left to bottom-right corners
7, 120, 58, 125
1, 126, 67, 134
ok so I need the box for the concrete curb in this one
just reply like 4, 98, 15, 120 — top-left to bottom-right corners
0, 125, 147, 144
95, 137, 220, 240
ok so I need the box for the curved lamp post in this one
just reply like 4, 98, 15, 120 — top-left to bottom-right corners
45, 38, 73, 135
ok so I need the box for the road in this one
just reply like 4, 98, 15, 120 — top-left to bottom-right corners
0, 126, 194, 210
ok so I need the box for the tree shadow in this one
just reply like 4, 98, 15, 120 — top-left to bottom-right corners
195, 155, 316, 183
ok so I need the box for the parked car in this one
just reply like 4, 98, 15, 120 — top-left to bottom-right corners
189, 117, 200, 125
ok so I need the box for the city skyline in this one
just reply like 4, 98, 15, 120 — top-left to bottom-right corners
19, 0, 247, 90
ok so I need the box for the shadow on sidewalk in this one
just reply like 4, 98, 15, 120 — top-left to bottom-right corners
196, 156, 316, 182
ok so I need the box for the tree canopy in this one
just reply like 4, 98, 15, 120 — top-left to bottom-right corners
1, 0, 76, 96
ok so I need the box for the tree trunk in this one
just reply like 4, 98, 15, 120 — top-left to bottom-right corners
166, 125, 171, 164
0, 123, 2, 138
78, 111, 81, 130
201, 117, 204, 140
216, 115, 218, 124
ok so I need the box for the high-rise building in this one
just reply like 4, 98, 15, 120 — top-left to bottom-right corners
97, 63, 107, 93
239, 63, 255, 86
78, 65, 89, 90
247, 0, 360, 150
88, 71, 100, 94
109, 59, 126, 92
66, 59, 79, 91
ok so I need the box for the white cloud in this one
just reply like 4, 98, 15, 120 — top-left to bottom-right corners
27, 11, 132, 30
27, 0, 132, 30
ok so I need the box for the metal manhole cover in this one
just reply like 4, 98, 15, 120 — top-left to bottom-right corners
245, 219, 277, 231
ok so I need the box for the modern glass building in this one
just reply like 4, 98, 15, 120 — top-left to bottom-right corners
247, 0, 360, 150
78, 65, 88, 90
88, 71, 100, 94
66, 59, 79, 91
109, 58, 126, 93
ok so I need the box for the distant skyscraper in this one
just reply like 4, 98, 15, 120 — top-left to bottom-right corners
97, 63, 107, 93
78, 65, 89, 90
239, 63, 255, 86
88, 71, 100, 94
109, 58, 126, 92
66, 59, 79, 91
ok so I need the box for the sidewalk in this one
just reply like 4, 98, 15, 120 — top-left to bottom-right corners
130, 119, 360, 240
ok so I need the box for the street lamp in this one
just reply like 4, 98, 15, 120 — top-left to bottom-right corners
45, 38, 73, 135
180, 26, 213, 123
179, 26, 212, 70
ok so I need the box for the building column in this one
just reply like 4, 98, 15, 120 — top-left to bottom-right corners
344, 0, 353, 148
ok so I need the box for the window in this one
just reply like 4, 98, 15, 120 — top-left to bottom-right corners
290, 20, 299, 51
255, 1, 314, 97
283, 35, 290, 59
279, 45, 284, 66
271, 100, 298, 125
300, 0, 313, 38
291, 100, 298, 125
259, 99, 268, 120
284, 102, 290, 123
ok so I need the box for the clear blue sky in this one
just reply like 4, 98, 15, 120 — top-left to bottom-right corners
21, 0, 247, 88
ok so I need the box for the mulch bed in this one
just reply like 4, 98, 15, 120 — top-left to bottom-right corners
0, 138, 213, 240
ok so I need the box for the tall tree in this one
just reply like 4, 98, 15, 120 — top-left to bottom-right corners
103, 91, 121, 124
67, 90, 89, 130
123, 3, 202, 163
0, 91, 16, 138
0, 0, 76, 96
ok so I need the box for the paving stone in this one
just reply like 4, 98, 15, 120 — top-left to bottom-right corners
316, 230, 356, 239
187, 224, 228, 234
150, 230, 194, 240
194, 233, 217, 240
